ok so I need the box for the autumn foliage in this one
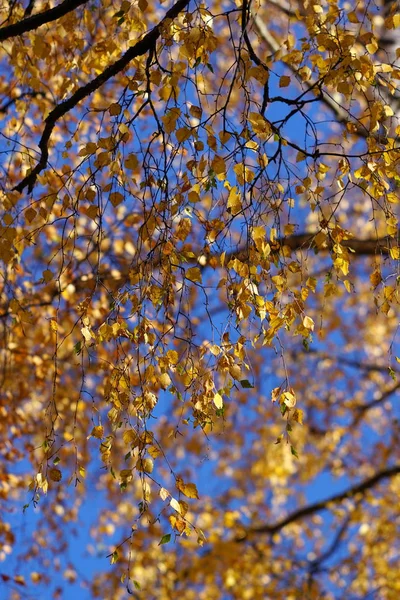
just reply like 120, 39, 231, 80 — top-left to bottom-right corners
1, 0, 400, 598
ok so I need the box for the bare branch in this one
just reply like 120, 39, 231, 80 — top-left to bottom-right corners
238, 464, 400, 540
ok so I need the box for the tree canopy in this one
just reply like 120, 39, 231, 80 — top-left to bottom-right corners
1, 0, 400, 598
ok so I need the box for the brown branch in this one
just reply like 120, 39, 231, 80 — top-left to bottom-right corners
73, 230, 395, 294
13, 0, 191, 194
281, 232, 391, 255
2, 229, 390, 317
238, 463, 400, 540
62, 230, 398, 295
0, 91, 46, 113
0, 0, 89, 41
290, 349, 399, 374
229, 232, 394, 264
353, 380, 400, 427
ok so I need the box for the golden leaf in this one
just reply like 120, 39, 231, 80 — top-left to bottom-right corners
213, 392, 223, 409
279, 75, 291, 88
90, 425, 104, 439
49, 468, 62, 482
186, 267, 202, 283
303, 316, 314, 331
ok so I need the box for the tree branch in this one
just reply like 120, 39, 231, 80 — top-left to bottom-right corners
353, 380, 400, 427
238, 464, 400, 540
0, 0, 89, 41
251, 11, 370, 139
13, 0, 191, 193
0, 91, 46, 113
229, 232, 394, 264
62, 230, 398, 296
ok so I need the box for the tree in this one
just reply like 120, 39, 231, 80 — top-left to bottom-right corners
1, 0, 400, 597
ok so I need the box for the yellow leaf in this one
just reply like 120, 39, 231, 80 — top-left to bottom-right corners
271, 387, 280, 403
209, 344, 220, 356
366, 41, 378, 54
292, 409, 304, 425
348, 11, 359, 23
176, 127, 192, 142
90, 425, 104, 439
159, 372, 171, 390
227, 185, 242, 215
148, 445, 161, 458
85, 205, 98, 220
296, 151, 306, 162
170, 497, 182, 514
109, 103, 121, 116
176, 477, 199, 499
81, 326, 93, 342
165, 350, 179, 365
188, 188, 200, 203
162, 108, 180, 134
186, 267, 202, 283
78, 142, 97, 156
50, 319, 58, 332
303, 316, 314, 331
284, 223, 295, 236
343, 280, 351, 293
189, 105, 202, 119
283, 390, 296, 408
123, 429, 139, 446
213, 392, 223, 409
109, 192, 124, 207
124, 154, 138, 170
25, 207, 37, 223
211, 155, 226, 177
370, 269, 382, 287
136, 457, 154, 473
279, 75, 291, 88
233, 163, 254, 184
160, 487, 169, 501
49, 468, 62, 482
248, 112, 272, 138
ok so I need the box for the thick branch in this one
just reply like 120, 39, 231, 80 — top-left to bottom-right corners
14, 0, 191, 193
61, 231, 398, 295
353, 380, 400, 427
238, 464, 400, 540
230, 232, 394, 264
282, 232, 392, 255
290, 349, 399, 374
0, 91, 46, 113
0, 0, 89, 41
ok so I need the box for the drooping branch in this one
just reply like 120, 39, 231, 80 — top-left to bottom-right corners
251, 10, 370, 139
13, 0, 191, 193
237, 463, 400, 540
0, 0, 89, 41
